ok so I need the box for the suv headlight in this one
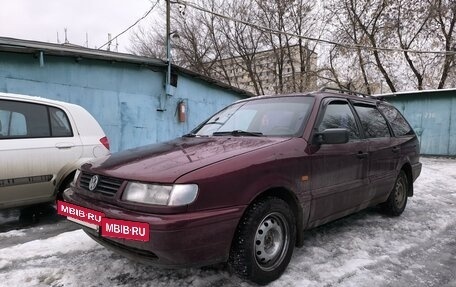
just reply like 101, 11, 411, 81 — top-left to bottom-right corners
121, 182, 198, 206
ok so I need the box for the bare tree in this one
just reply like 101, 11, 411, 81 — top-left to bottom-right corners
431, 0, 456, 88
129, 0, 319, 95
130, 25, 165, 59
255, 0, 319, 93
128, 0, 456, 94
321, 0, 450, 93
346, 0, 397, 92
217, 0, 266, 94
318, 46, 352, 89
392, 0, 432, 90
323, 0, 378, 94
200, 0, 233, 85
287, 0, 320, 92
170, 6, 215, 74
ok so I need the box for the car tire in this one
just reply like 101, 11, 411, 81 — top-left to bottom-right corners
56, 174, 74, 201
381, 170, 408, 216
228, 197, 296, 285
19, 206, 39, 224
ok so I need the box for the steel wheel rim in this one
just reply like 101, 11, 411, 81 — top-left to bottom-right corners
394, 175, 407, 208
254, 212, 290, 271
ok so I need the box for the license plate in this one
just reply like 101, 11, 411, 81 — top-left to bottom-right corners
101, 218, 150, 242
57, 200, 104, 226
57, 200, 150, 242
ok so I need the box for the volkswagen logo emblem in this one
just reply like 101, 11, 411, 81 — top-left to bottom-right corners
88, 175, 99, 191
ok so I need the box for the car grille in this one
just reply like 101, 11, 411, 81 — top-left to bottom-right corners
79, 172, 124, 197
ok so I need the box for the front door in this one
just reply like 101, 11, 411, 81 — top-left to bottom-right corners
309, 99, 368, 226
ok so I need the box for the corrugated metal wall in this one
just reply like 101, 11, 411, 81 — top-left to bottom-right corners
0, 52, 244, 152
388, 91, 456, 156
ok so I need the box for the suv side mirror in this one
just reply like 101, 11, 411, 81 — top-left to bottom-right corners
315, 128, 349, 145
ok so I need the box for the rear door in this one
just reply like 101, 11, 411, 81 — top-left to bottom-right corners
0, 99, 83, 208
352, 102, 398, 201
309, 99, 369, 225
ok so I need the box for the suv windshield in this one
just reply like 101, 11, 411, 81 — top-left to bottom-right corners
193, 96, 314, 137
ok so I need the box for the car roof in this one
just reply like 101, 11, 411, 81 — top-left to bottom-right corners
235, 87, 385, 104
0, 91, 105, 136
0, 92, 82, 110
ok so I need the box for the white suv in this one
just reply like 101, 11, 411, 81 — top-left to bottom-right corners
0, 92, 110, 209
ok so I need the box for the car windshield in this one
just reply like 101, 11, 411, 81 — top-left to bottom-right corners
192, 96, 314, 137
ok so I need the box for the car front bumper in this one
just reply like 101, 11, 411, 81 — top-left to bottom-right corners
62, 188, 246, 268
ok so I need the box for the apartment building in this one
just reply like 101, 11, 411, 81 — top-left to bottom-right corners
211, 44, 317, 95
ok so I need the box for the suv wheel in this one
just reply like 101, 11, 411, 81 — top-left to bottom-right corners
228, 197, 296, 285
382, 170, 409, 216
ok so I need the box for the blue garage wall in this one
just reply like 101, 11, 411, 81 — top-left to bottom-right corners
388, 91, 456, 156
451, 96, 456, 156
0, 52, 244, 152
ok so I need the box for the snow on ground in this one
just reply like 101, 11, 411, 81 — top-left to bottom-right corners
0, 157, 455, 287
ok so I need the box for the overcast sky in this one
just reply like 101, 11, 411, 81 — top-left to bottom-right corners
0, 0, 161, 53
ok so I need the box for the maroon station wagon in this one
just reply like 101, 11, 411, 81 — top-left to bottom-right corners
60, 88, 422, 285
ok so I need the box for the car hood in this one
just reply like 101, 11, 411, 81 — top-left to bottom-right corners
86, 136, 290, 183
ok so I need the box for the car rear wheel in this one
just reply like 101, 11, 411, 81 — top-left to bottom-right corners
228, 197, 296, 285
382, 170, 408, 216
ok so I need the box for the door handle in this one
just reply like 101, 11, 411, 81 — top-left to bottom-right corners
55, 143, 75, 149
356, 151, 368, 159
392, 146, 400, 153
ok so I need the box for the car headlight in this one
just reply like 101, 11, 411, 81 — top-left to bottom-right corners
121, 182, 198, 206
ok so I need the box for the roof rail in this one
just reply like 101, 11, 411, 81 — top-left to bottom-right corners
319, 86, 380, 100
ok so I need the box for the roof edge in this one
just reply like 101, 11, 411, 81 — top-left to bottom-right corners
0, 36, 253, 98
376, 87, 456, 97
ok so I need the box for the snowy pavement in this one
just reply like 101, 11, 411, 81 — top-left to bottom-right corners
0, 157, 455, 287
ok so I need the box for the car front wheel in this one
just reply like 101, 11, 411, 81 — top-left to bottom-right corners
228, 197, 296, 285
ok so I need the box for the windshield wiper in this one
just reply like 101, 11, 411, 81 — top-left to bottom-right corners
182, 133, 208, 138
204, 121, 224, 125
213, 130, 263, 137
182, 133, 196, 137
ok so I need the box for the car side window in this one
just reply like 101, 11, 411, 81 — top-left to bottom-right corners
0, 100, 73, 139
378, 104, 414, 136
318, 101, 360, 140
0, 110, 27, 137
50, 107, 73, 137
353, 104, 390, 138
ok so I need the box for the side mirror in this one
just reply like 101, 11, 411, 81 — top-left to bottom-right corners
315, 128, 349, 145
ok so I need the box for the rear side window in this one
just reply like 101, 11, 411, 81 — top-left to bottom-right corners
0, 100, 73, 139
50, 107, 73, 137
318, 101, 360, 140
353, 104, 390, 138
378, 104, 414, 136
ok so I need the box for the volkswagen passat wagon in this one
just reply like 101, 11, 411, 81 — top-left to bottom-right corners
60, 88, 421, 285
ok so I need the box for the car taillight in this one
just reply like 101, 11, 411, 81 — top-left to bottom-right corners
100, 136, 110, 150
